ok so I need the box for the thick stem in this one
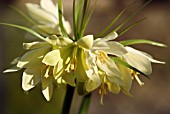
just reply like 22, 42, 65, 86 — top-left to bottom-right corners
61, 85, 75, 114
78, 93, 92, 114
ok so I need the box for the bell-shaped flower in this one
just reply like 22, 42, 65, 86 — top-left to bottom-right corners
26, 0, 71, 36
4, 35, 74, 101
83, 32, 131, 102
123, 46, 165, 86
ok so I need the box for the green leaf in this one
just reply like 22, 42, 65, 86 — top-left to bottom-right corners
96, 1, 137, 37
73, 0, 78, 39
106, 0, 152, 37
79, 0, 90, 38
10, 5, 36, 25
58, 0, 68, 37
0, 23, 47, 42
120, 39, 167, 47
73, 0, 83, 39
118, 17, 147, 36
111, 57, 150, 78
80, 0, 97, 38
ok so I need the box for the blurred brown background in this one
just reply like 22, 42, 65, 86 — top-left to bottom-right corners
0, 0, 170, 114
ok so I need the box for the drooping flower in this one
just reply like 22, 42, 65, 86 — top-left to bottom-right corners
26, 0, 71, 36
77, 32, 134, 104
123, 46, 165, 86
4, 35, 73, 101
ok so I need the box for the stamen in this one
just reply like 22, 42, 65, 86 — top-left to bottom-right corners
70, 63, 75, 71
65, 64, 71, 73
44, 66, 50, 78
134, 75, 144, 87
65, 57, 71, 64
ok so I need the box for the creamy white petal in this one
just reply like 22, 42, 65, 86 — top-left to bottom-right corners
96, 54, 121, 77
107, 81, 120, 94
124, 47, 152, 75
42, 50, 61, 66
107, 74, 125, 86
63, 20, 72, 34
103, 32, 118, 41
36, 24, 60, 35
75, 49, 88, 82
17, 47, 51, 68
40, 0, 57, 17
138, 50, 165, 64
62, 73, 76, 86
3, 66, 21, 73
86, 79, 101, 92
84, 51, 100, 83
46, 35, 73, 46
53, 59, 64, 78
22, 69, 41, 91
26, 3, 58, 24
77, 35, 93, 49
117, 64, 132, 91
92, 38, 109, 50
22, 72, 35, 91
23, 41, 50, 50
102, 41, 127, 57
56, 37, 73, 46
42, 82, 53, 101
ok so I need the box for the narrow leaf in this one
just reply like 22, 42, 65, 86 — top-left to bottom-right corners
118, 17, 147, 36
0, 23, 47, 42
106, 0, 152, 37
79, 0, 90, 38
120, 39, 167, 47
10, 5, 36, 25
73, 0, 83, 39
73, 0, 77, 39
97, 1, 137, 37
58, 0, 68, 37
81, 0, 97, 37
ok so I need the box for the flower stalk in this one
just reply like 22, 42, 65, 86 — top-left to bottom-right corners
62, 85, 75, 114
78, 93, 92, 114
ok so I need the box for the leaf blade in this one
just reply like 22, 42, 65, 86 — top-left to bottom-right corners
118, 17, 147, 36
105, 0, 152, 38
0, 23, 47, 41
120, 39, 167, 47
58, 0, 68, 37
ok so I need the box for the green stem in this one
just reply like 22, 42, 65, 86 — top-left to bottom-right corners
78, 93, 92, 114
61, 85, 75, 114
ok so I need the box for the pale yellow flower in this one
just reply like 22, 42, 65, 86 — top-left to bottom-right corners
26, 0, 71, 36
123, 46, 165, 86
4, 35, 73, 101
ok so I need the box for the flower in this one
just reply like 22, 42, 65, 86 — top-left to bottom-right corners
123, 46, 165, 86
26, 0, 71, 36
4, 35, 73, 101
4, 34, 103, 100
77, 32, 133, 104
2, 0, 166, 112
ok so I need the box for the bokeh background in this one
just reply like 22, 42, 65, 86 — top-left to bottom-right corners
0, 0, 170, 114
